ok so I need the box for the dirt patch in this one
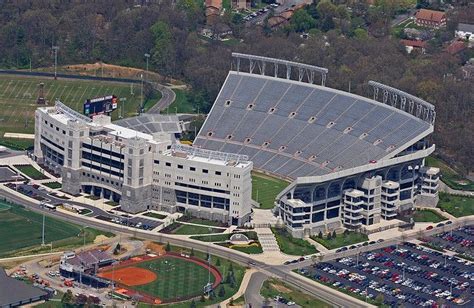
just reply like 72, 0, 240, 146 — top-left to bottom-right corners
271, 282, 292, 294
93, 235, 110, 244
98, 266, 157, 286
146, 242, 166, 255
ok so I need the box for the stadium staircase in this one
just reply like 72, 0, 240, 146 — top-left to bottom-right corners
255, 228, 280, 252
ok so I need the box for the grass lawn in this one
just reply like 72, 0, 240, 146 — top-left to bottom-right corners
425, 156, 474, 191
43, 182, 62, 189
438, 192, 474, 217
14, 164, 48, 180
0, 137, 33, 150
0, 75, 157, 134
271, 227, 317, 256
164, 223, 225, 235
0, 200, 113, 258
105, 200, 119, 206
224, 243, 263, 254
132, 256, 215, 301
190, 231, 258, 242
413, 209, 447, 223
143, 212, 167, 220
261, 278, 332, 308
252, 172, 289, 209
177, 216, 226, 227
311, 231, 368, 250
161, 89, 195, 114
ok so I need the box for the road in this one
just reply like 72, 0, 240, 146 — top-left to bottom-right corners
0, 187, 369, 308
244, 271, 267, 306
246, 0, 309, 26
146, 83, 176, 114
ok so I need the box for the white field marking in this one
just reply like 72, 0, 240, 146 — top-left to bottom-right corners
49, 82, 62, 101
63, 83, 77, 103
1, 80, 14, 97
21, 81, 35, 100
15, 81, 28, 98
0, 79, 7, 97
8, 80, 21, 98
57, 85, 68, 101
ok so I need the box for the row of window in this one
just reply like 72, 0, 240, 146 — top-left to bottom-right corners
82, 151, 124, 170
81, 171, 123, 187
175, 181, 230, 194
41, 135, 64, 151
175, 190, 230, 210
82, 162, 124, 178
82, 143, 125, 159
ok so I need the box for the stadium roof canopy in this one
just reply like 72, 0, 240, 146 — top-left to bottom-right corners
194, 60, 434, 181
114, 114, 183, 135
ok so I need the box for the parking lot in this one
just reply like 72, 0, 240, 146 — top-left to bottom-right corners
420, 226, 473, 260
298, 241, 473, 307
95, 214, 161, 230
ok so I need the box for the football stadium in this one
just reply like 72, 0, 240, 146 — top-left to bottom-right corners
194, 53, 440, 237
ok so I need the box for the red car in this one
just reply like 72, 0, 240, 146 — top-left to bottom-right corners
426, 225, 434, 230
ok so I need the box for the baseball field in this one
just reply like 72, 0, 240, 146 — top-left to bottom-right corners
98, 255, 221, 303
0, 200, 112, 258
0, 74, 160, 135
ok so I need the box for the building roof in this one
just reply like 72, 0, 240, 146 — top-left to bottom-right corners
446, 40, 466, 54
0, 268, 47, 306
400, 39, 427, 48
194, 71, 431, 180
65, 250, 112, 268
457, 23, 474, 33
415, 9, 446, 22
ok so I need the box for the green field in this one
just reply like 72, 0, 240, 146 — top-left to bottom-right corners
311, 231, 368, 250
0, 200, 113, 258
425, 156, 474, 191
438, 192, 474, 217
0, 137, 33, 150
413, 209, 447, 223
14, 164, 48, 180
252, 172, 289, 209
271, 227, 317, 256
0, 74, 160, 135
133, 257, 215, 301
261, 278, 332, 308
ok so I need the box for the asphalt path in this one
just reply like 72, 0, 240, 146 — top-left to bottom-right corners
244, 271, 268, 306
0, 188, 368, 308
146, 83, 176, 114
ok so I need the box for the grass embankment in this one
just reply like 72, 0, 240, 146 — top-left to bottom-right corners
161, 222, 225, 235
413, 209, 447, 223
438, 192, 474, 217
161, 89, 195, 114
43, 182, 62, 189
311, 231, 368, 250
143, 212, 167, 220
261, 278, 332, 308
271, 227, 317, 256
0, 137, 33, 150
252, 172, 289, 209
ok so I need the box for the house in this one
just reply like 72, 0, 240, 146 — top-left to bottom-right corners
446, 40, 466, 55
415, 9, 446, 28
461, 61, 474, 79
455, 23, 474, 41
400, 39, 428, 54
204, 0, 222, 25
232, 0, 250, 10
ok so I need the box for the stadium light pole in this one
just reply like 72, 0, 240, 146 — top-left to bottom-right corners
41, 213, 45, 246
144, 53, 150, 80
52, 46, 59, 80
140, 73, 144, 113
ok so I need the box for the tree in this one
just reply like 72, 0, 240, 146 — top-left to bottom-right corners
165, 242, 171, 252
326, 232, 332, 240
61, 290, 74, 306
150, 21, 175, 78
190, 248, 194, 257
318, 230, 323, 239
218, 285, 226, 297
216, 258, 221, 266
190, 299, 196, 308
332, 230, 337, 239
375, 293, 385, 305
291, 10, 316, 33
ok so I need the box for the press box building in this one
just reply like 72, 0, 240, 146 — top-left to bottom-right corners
33, 102, 252, 226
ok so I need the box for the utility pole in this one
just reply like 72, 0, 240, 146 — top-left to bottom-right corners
140, 73, 144, 113
120, 97, 126, 119
41, 213, 45, 246
52, 46, 59, 80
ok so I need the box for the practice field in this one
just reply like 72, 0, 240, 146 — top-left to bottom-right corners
101, 255, 220, 303
0, 200, 111, 258
252, 171, 289, 209
0, 74, 160, 135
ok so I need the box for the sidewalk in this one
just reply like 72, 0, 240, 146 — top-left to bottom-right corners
306, 237, 329, 252
216, 268, 257, 307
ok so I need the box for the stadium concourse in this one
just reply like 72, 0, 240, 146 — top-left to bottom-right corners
195, 53, 440, 238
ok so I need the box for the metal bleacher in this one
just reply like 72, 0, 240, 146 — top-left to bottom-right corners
194, 72, 432, 180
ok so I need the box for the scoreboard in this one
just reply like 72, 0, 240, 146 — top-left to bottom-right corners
83, 95, 118, 118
